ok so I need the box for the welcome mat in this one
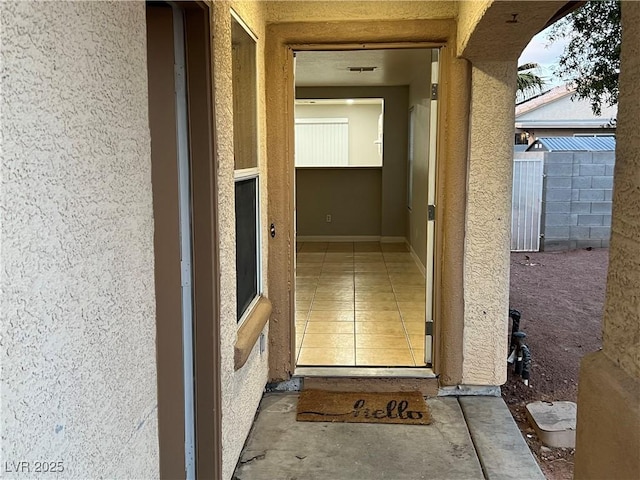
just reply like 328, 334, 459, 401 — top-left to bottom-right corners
296, 390, 431, 425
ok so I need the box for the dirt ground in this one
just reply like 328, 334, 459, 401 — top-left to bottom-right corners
504, 248, 609, 480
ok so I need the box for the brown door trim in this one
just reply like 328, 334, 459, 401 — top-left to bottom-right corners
265, 19, 469, 384
184, 3, 223, 479
147, 2, 222, 479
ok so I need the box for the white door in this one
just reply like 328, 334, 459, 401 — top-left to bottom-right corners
425, 49, 440, 366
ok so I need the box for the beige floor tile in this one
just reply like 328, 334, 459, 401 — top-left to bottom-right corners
295, 268, 322, 277
397, 301, 425, 312
355, 283, 393, 293
295, 291, 315, 301
295, 310, 309, 321
393, 285, 427, 295
322, 264, 354, 273
301, 333, 355, 349
312, 301, 354, 311
386, 265, 422, 275
295, 282, 318, 291
324, 252, 354, 261
316, 285, 355, 295
308, 310, 354, 322
390, 276, 426, 286
355, 292, 395, 302
356, 348, 414, 366
401, 311, 426, 322
318, 276, 353, 285
356, 334, 410, 349
318, 276, 353, 284
356, 321, 405, 335
355, 311, 402, 322
305, 322, 354, 334
297, 253, 325, 263
354, 254, 384, 263
394, 292, 426, 302
298, 347, 355, 366
380, 243, 409, 252
354, 264, 387, 273
296, 300, 312, 311
295, 335, 305, 349
354, 242, 382, 252
326, 242, 354, 252
355, 300, 399, 311
313, 291, 354, 302
412, 349, 427, 366
408, 334, 426, 350
404, 321, 425, 335
355, 273, 390, 282
299, 242, 328, 252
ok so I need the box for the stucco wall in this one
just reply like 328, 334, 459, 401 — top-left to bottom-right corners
265, 1, 455, 23
214, 2, 270, 479
1, 2, 159, 478
601, 0, 640, 382
574, 6, 640, 478
463, 61, 516, 385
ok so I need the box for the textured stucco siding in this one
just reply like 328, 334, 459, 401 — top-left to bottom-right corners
216, 2, 270, 479
602, 0, 640, 380
463, 61, 516, 385
265, 0, 455, 23
1, 2, 159, 478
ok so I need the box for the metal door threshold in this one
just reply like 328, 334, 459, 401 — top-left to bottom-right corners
294, 366, 436, 378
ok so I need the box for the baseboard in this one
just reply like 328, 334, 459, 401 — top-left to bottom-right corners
407, 242, 426, 276
296, 235, 381, 242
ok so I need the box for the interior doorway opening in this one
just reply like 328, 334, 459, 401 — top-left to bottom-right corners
292, 47, 439, 372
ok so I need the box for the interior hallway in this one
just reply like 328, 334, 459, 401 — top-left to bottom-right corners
295, 241, 427, 367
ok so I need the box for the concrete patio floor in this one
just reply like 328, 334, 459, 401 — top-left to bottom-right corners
234, 393, 545, 480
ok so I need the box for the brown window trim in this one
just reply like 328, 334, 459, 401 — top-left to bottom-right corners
234, 296, 272, 370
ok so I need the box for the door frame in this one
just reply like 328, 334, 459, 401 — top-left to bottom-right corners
147, 2, 222, 478
265, 19, 471, 384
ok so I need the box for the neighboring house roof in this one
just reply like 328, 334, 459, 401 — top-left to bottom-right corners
526, 136, 616, 152
515, 85, 617, 130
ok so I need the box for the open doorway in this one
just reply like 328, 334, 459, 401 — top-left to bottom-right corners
293, 48, 439, 371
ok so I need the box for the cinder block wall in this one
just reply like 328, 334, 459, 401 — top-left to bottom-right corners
541, 151, 614, 251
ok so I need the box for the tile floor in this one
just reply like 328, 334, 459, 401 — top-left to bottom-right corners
295, 241, 427, 367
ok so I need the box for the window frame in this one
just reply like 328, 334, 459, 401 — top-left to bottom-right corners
231, 10, 262, 326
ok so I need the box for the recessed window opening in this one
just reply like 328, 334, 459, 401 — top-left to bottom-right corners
294, 98, 384, 167
231, 11, 261, 323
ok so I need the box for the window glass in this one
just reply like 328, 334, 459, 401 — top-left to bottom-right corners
294, 99, 384, 167
232, 15, 257, 170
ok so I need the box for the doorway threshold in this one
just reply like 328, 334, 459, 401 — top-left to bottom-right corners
294, 366, 436, 378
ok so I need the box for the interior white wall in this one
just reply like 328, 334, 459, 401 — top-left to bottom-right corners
1, 2, 159, 478
295, 103, 383, 166
407, 61, 432, 266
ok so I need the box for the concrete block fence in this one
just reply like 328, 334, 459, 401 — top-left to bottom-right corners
540, 151, 614, 251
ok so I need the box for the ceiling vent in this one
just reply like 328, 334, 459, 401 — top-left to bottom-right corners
348, 66, 377, 72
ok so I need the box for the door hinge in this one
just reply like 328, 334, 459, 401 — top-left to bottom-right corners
431, 83, 438, 101
426, 321, 434, 336
428, 204, 436, 221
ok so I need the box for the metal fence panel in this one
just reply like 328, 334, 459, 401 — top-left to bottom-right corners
511, 157, 544, 251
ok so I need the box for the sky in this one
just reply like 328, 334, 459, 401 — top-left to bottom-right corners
518, 26, 570, 90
